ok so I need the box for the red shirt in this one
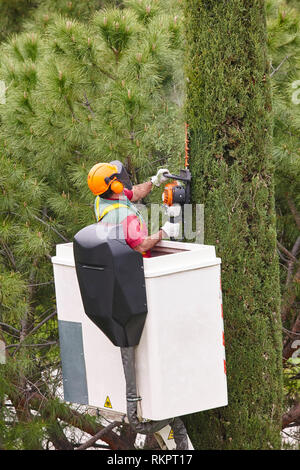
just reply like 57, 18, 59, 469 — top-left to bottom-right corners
107, 189, 150, 257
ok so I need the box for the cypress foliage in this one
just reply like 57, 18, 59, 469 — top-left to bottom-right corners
183, 0, 283, 449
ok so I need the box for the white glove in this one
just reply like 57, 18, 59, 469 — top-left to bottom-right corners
151, 168, 169, 187
163, 203, 181, 218
161, 221, 180, 239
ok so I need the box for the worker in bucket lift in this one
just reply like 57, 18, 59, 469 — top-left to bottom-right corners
87, 160, 179, 256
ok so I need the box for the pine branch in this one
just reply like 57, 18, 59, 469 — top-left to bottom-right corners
8, 211, 70, 243
0, 240, 17, 269
74, 442, 109, 449
286, 236, 300, 286
282, 326, 300, 337
281, 276, 300, 325
28, 281, 54, 287
10, 310, 57, 355
270, 55, 290, 78
31, 214, 70, 242
0, 322, 20, 335
24, 376, 48, 402
76, 421, 119, 450
25, 392, 130, 450
286, 195, 300, 232
95, 63, 116, 81
64, 95, 80, 122
82, 92, 95, 115
282, 401, 300, 429
47, 422, 74, 450
283, 313, 300, 360
6, 341, 58, 350
15, 263, 38, 365
26, 310, 57, 339
277, 240, 298, 263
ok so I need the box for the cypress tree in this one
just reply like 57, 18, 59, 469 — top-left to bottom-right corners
183, 0, 283, 449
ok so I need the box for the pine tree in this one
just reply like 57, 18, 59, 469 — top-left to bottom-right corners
267, 0, 300, 341
183, 0, 283, 449
0, 0, 184, 449
0, 0, 39, 42
267, 0, 300, 437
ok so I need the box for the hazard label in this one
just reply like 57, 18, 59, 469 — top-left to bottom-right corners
168, 428, 174, 440
104, 396, 112, 409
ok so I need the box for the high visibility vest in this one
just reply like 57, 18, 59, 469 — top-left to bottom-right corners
95, 197, 144, 229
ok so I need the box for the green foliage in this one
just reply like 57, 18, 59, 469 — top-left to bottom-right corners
0, 0, 298, 451
0, 0, 184, 450
267, 0, 300, 241
94, 8, 138, 54
266, 3, 300, 360
0, 271, 28, 323
0, 0, 39, 42
183, 0, 283, 450
0, 1, 123, 46
284, 357, 300, 398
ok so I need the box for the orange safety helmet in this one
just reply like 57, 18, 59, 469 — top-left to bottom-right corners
87, 160, 132, 196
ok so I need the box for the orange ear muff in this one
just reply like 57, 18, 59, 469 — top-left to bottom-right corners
110, 179, 124, 194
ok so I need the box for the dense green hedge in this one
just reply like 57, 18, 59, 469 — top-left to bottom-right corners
183, 0, 283, 449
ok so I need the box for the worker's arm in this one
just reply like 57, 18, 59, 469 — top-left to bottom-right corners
131, 181, 153, 202
133, 230, 164, 254
133, 222, 180, 254
131, 169, 170, 202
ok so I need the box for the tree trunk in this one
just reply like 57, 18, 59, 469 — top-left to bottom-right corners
183, 0, 283, 449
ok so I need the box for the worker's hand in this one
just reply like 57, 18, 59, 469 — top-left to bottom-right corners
161, 221, 180, 239
164, 204, 181, 218
151, 168, 170, 187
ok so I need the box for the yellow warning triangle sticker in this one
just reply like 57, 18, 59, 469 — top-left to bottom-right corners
168, 428, 174, 440
104, 396, 112, 409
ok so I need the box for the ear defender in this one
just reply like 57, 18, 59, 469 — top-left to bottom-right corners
110, 178, 124, 194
